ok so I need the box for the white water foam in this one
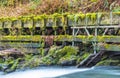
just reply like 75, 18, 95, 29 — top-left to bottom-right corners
0, 67, 91, 78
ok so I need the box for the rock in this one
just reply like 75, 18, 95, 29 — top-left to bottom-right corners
0, 64, 8, 71
58, 55, 78, 66
1, 58, 21, 73
47, 46, 79, 66
59, 59, 76, 66
44, 48, 50, 56
0, 48, 24, 58
0, 64, 3, 70
0, 46, 4, 51
40, 55, 54, 65
0, 46, 79, 73
0, 48, 21, 55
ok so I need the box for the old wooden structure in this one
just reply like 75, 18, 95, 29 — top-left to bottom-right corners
0, 12, 120, 66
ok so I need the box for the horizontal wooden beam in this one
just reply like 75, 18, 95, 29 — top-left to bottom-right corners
71, 25, 120, 29
0, 35, 42, 42
0, 35, 120, 42
97, 44, 120, 51
1, 42, 41, 48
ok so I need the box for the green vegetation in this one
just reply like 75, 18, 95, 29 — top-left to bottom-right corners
96, 59, 120, 66
1, 35, 120, 43
0, 0, 120, 73
0, 46, 83, 73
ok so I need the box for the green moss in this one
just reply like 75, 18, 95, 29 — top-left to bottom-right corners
96, 59, 120, 66
4, 57, 14, 64
86, 13, 91, 18
52, 13, 61, 18
41, 48, 45, 57
67, 14, 75, 21
90, 0, 98, 2
48, 45, 59, 55
78, 52, 90, 63
39, 46, 79, 65
79, 13, 85, 20
40, 55, 54, 65
0, 12, 119, 29
74, 13, 86, 23
21, 54, 42, 68
58, 55, 78, 65
10, 58, 21, 71
91, 13, 97, 22
1, 35, 42, 42
0, 58, 4, 63
1, 35, 120, 43
0, 12, 119, 23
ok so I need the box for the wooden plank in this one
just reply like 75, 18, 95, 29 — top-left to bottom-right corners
0, 22, 3, 29
0, 35, 42, 42
24, 20, 33, 28
1, 42, 41, 48
77, 50, 106, 67
1, 35, 120, 42
56, 35, 120, 43
71, 25, 120, 29
4, 21, 12, 28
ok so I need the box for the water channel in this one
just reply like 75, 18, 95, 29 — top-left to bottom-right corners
0, 66, 119, 78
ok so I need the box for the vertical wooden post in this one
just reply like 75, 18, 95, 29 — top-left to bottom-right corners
94, 27, 97, 54
72, 28, 75, 46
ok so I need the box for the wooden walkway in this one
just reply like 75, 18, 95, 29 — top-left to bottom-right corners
77, 50, 120, 67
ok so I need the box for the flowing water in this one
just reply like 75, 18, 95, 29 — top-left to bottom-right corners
0, 66, 120, 78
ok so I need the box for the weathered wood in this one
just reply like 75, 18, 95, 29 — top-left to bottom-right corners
104, 51, 120, 57
71, 25, 120, 29
0, 48, 23, 56
1, 35, 120, 42
77, 50, 106, 67
85, 50, 105, 67
77, 50, 120, 67
77, 54, 95, 68
1, 42, 41, 48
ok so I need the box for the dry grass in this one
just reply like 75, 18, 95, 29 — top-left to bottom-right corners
0, 0, 119, 17
0, 4, 30, 17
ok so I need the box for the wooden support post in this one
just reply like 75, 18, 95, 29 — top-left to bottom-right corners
103, 28, 108, 36
72, 28, 75, 46
75, 29, 79, 36
84, 28, 90, 36
93, 27, 97, 54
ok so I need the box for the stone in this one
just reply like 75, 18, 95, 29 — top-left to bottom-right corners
59, 59, 76, 66
0, 48, 24, 58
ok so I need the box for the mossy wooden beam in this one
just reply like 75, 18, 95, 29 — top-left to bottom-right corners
55, 35, 120, 43
1, 35, 120, 43
1, 42, 41, 48
0, 35, 42, 42
0, 12, 120, 28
